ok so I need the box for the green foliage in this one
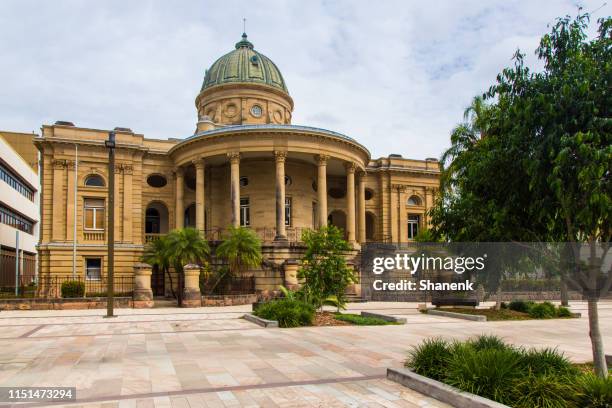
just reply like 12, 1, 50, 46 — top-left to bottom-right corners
405, 338, 452, 381
529, 303, 556, 319
445, 346, 523, 403
143, 235, 176, 297
333, 313, 394, 326
509, 300, 534, 313
253, 299, 315, 328
558, 306, 572, 317
298, 226, 356, 309
216, 226, 262, 275
520, 348, 577, 377
61, 280, 85, 298
512, 374, 576, 408
467, 335, 509, 352
573, 373, 612, 408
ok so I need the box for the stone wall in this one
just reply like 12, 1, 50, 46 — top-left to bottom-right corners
0, 297, 133, 310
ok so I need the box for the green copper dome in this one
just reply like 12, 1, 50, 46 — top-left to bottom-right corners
201, 33, 289, 93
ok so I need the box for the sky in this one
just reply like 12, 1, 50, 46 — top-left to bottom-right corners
0, 0, 607, 159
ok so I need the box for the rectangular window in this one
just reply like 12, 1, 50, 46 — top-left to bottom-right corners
0, 162, 35, 201
285, 197, 292, 226
408, 215, 420, 240
240, 197, 250, 226
84, 198, 105, 230
0, 203, 35, 234
85, 258, 102, 281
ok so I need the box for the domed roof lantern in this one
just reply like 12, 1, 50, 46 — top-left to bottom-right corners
235, 32, 254, 49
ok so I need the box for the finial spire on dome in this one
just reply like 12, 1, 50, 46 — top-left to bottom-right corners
235, 18, 254, 49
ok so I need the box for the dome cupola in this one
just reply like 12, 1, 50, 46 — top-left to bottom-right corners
195, 33, 293, 128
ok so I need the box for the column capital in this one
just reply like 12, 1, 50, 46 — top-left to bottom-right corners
344, 162, 357, 174
392, 184, 407, 192
192, 158, 205, 169
357, 170, 367, 179
274, 150, 288, 163
174, 167, 184, 177
315, 154, 329, 165
227, 152, 241, 164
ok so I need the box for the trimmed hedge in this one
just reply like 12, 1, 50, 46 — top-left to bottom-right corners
61, 280, 85, 298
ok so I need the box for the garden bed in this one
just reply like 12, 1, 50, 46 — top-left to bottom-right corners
425, 300, 579, 321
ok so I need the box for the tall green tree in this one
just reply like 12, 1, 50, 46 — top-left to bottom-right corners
216, 226, 262, 275
431, 13, 610, 377
143, 235, 175, 298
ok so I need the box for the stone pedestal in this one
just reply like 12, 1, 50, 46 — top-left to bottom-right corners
182, 264, 202, 307
133, 263, 154, 308
283, 259, 300, 290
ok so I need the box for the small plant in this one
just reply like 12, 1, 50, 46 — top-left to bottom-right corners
519, 348, 577, 376
467, 335, 509, 352
557, 306, 572, 317
511, 374, 575, 408
405, 338, 452, 381
508, 299, 533, 313
61, 280, 85, 298
253, 299, 315, 328
334, 313, 394, 326
572, 373, 612, 408
445, 346, 523, 404
529, 303, 556, 319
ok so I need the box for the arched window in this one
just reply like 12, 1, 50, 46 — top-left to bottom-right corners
407, 195, 422, 206
84, 174, 105, 187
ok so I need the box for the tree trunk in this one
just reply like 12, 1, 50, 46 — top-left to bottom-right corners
587, 298, 608, 378
560, 278, 569, 306
495, 287, 502, 310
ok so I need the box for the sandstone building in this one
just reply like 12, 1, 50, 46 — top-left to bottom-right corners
34, 33, 440, 296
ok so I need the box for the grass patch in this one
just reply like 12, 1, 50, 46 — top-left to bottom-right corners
334, 313, 398, 325
434, 305, 577, 321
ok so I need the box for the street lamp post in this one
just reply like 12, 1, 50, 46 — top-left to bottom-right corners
105, 131, 116, 318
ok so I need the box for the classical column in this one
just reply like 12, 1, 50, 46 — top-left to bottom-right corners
274, 151, 287, 240
228, 152, 240, 227
122, 165, 133, 242
175, 167, 184, 229
194, 158, 205, 231
358, 171, 366, 243
51, 160, 65, 241
316, 155, 329, 228
398, 186, 408, 242
345, 162, 356, 244
65, 160, 75, 241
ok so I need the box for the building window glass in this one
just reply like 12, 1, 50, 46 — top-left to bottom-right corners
408, 215, 420, 240
239, 176, 249, 187
0, 162, 34, 201
86, 258, 102, 281
84, 174, 105, 187
240, 197, 250, 226
407, 195, 422, 206
0, 203, 35, 234
285, 197, 292, 226
84, 198, 105, 230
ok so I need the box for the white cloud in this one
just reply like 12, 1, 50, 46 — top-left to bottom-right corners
0, 0, 606, 159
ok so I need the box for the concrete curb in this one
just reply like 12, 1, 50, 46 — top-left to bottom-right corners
243, 313, 278, 328
387, 367, 510, 408
426, 309, 487, 322
360, 311, 406, 324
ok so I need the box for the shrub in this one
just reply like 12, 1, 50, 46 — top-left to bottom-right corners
512, 374, 575, 408
500, 301, 508, 309
509, 299, 533, 313
529, 303, 556, 319
445, 346, 523, 404
519, 348, 577, 376
253, 299, 315, 328
61, 280, 85, 298
572, 373, 612, 408
467, 335, 509, 352
405, 338, 452, 381
557, 306, 572, 317
335, 313, 393, 326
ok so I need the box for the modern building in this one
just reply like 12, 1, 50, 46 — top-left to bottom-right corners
0, 132, 40, 293
34, 33, 440, 296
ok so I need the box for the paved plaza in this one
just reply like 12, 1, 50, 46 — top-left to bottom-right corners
0, 301, 610, 407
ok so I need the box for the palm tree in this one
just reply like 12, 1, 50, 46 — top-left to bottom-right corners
216, 226, 262, 275
164, 228, 210, 305
143, 235, 175, 298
